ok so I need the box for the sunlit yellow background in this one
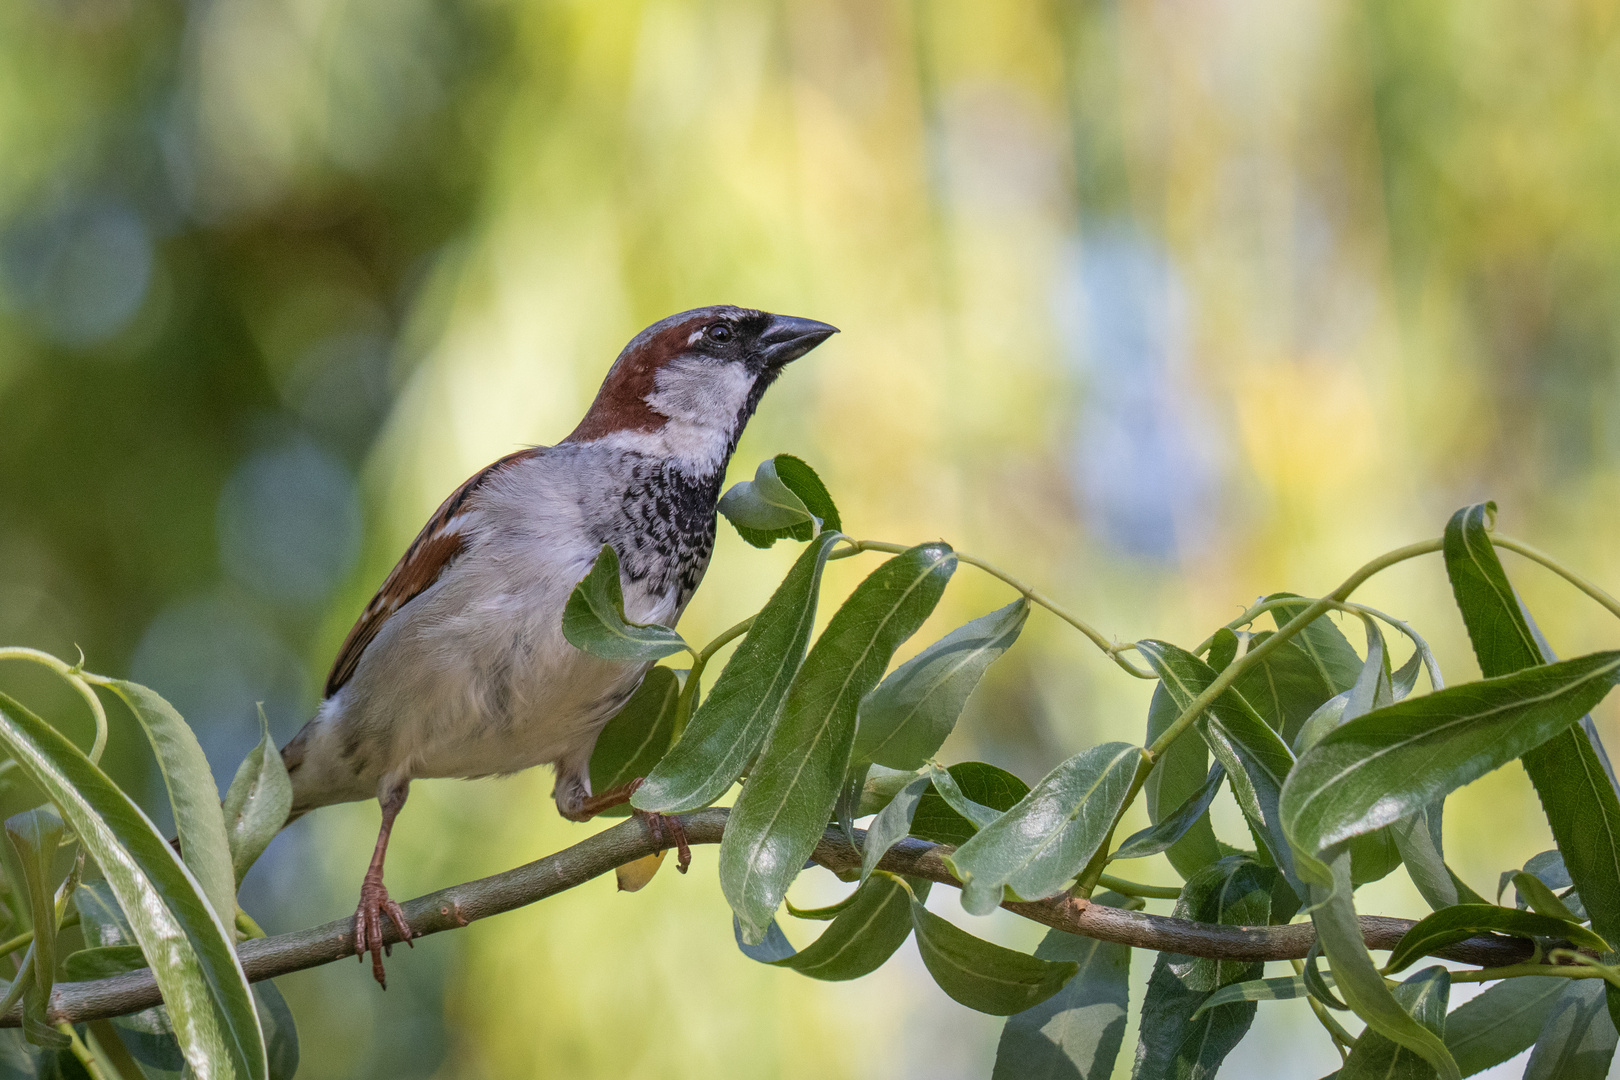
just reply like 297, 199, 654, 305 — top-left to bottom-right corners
5, 0, 1620, 1076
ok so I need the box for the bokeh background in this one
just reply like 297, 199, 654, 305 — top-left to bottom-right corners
4, 0, 1620, 1076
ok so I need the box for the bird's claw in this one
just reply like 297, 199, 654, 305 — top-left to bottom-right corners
354, 874, 414, 988
634, 808, 692, 873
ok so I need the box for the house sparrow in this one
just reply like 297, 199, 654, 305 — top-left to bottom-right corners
279, 306, 837, 985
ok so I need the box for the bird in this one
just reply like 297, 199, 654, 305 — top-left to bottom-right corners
278, 306, 837, 986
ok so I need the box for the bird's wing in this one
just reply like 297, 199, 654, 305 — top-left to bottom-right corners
324, 447, 544, 697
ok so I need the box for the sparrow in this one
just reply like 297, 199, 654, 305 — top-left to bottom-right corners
279, 306, 837, 985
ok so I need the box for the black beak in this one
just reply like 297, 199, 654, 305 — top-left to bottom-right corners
758, 314, 839, 367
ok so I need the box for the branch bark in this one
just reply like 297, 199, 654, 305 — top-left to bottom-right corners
24, 809, 1538, 1027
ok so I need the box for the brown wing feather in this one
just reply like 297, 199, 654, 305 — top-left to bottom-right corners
323, 447, 543, 698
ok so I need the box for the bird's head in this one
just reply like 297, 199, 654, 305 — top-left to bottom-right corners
564, 305, 837, 469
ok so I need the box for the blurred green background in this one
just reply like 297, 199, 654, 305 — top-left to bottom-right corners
4, 0, 1620, 1076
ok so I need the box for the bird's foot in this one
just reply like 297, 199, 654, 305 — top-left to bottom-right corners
354, 874, 414, 988
633, 806, 692, 873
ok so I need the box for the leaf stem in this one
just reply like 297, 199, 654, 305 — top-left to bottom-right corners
1093, 873, 1182, 900
670, 614, 756, 741
1292, 957, 1355, 1059
1446, 962, 1615, 985
1491, 535, 1620, 624
0, 649, 109, 764
835, 540, 1157, 678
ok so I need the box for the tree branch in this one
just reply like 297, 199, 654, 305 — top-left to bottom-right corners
23, 809, 1539, 1027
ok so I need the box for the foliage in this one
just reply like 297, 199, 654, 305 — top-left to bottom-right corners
6, 459, 1620, 1078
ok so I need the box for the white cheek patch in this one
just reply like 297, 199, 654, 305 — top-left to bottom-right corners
639, 356, 756, 469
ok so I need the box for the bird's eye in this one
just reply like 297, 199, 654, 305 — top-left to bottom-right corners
706, 323, 734, 343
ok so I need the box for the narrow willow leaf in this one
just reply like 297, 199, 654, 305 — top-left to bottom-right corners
1294, 691, 1349, 755
719, 455, 840, 547
254, 981, 299, 1080
1144, 682, 1223, 881
1131, 859, 1276, 1079
1137, 640, 1300, 889
1308, 851, 1460, 1080
1229, 630, 1347, 744
98, 680, 236, 927
909, 763, 1029, 847
766, 872, 915, 981
1111, 764, 1224, 862
855, 600, 1029, 770
588, 667, 682, 817
1445, 978, 1567, 1077
924, 762, 1004, 832
6, 809, 63, 1048
722, 544, 955, 942
1523, 979, 1618, 1080
1170, 857, 1277, 992
1282, 652, 1620, 861
1338, 967, 1450, 1080
0, 691, 267, 1080
1386, 904, 1607, 974
948, 743, 1141, 915
1511, 851, 1588, 920
1341, 617, 1392, 723
992, 892, 1132, 1080
221, 706, 293, 885
1444, 502, 1620, 965
861, 774, 930, 882
718, 456, 818, 545
63, 945, 147, 979
561, 544, 688, 661
910, 896, 1078, 1015
1390, 806, 1475, 911
732, 917, 795, 962
635, 531, 842, 813
855, 764, 919, 816
1264, 594, 1366, 693
1192, 974, 1315, 1016
785, 892, 861, 921
1512, 872, 1583, 923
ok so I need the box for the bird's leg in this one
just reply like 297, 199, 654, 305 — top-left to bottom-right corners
572, 779, 691, 874
354, 781, 414, 988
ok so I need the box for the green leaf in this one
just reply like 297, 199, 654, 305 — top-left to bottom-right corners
718, 455, 840, 547
855, 600, 1029, 770
63, 944, 148, 979
992, 892, 1132, 1080
1443, 503, 1620, 961
635, 531, 843, 813
721, 543, 956, 942
1137, 640, 1300, 889
1130, 858, 1277, 1079
784, 893, 861, 921
924, 761, 1004, 832
588, 667, 682, 816
1307, 851, 1460, 1080
1385, 904, 1607, 975
1511, 872, 1584, 923
909, 894, 1078, 1015
221, 705, 293, 885
1143, 682, 1222, 880
946, 743, 1141, 915
1282, 652, 1620, 863
98, 680, 237, 927
1111, 764, 1223, 863
254, 980, 299, 1080
561, 544, 689, 662
1229, 629, 1349, 744
761, 872, 916, 981
1263, 594, 1366, 698
1191, 974, 1315, 1016
1523, 979, 1618, 1080
1170, 857, 1277, 991
1391, 805, 1469, 911
1338, 966, 1450, 1080
860, 774, 930, 882
0, 691, 267, 1080
909, 763, 1030, 847
6, 808, 63, 1048
1444, 978, 1567, 1077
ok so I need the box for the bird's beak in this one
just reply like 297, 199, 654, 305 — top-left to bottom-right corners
759, 314, 839, 367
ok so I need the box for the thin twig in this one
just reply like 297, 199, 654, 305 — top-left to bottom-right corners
17, 811, 1543, 1028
